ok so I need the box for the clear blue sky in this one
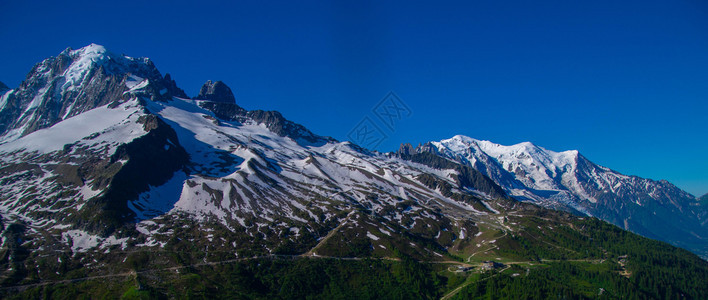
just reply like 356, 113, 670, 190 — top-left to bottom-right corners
1, 0, 707, 196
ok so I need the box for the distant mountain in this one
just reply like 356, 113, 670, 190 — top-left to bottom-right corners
0, 81, 8, 94
0, 44, 706, 298
402, 135, 707, 258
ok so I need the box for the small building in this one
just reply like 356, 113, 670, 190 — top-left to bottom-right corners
455, 266, 475, 272
481, 261, 504, 270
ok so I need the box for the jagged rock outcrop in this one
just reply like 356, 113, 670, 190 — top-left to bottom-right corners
163, 73, 188, 99
195, 80, 247, 121
196, 80, 236, 103
194, 80, 331, 145
246, 110, 332, 145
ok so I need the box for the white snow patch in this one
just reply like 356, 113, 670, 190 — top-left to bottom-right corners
481, 201, 499, 214
379, 228, 392, 236
0, 89, 13, 111
79, 183, 102, 201
124, 75, 145, 88
62, 230, 101, 253
0, 100, 144, 153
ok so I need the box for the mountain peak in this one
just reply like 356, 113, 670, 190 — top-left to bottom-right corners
59, 44, 124, 70
196, 80, 236, 103
699, 193, 708, 205
443, 135, 578, 158
443, 135, 536, 151
0, 44, 178, 140
437, 135, 480, 151
59, 44, 157, 78
0, 81, 8, 93
449, 134, 478, 143
65, 43, 109, 57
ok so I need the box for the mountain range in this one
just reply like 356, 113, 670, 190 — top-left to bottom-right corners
403, 135, 707, 258
0, 44, 706, 298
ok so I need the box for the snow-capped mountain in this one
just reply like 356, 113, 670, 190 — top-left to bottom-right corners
413, 135, 707, 257
0, 44, 185, 143
0, 44, 519, 267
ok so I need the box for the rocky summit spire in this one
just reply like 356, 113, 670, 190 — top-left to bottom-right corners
196, 80, 236, 103
0, 81, 9, 93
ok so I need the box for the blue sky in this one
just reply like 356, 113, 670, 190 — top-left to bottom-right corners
1, 0, 707, 196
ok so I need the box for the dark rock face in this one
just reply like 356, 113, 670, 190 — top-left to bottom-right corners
397, 143, 416, 156
699, 193, 708, 206
196, 80, 236, 103
246, 110, 333, 145
395, 144, 509, 200
194, 80, 247, 121
247, 110, 296, 136
698, 194, 708, 230
0, 82, 8, 93
163, 73, 188, 99
198, 101, 247, 121
70, 115, 190, 235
